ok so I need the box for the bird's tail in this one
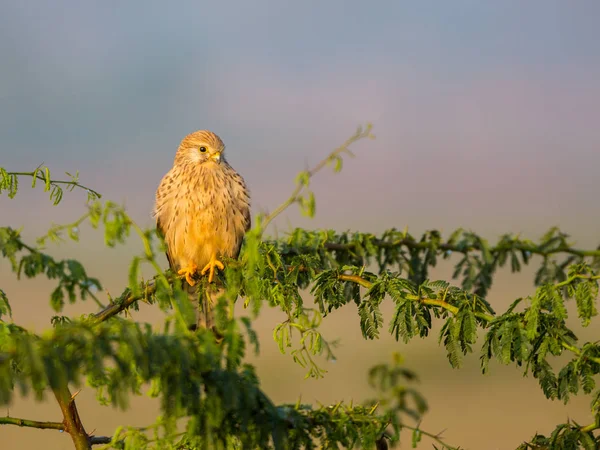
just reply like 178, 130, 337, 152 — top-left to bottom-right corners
186, 282, 227, 339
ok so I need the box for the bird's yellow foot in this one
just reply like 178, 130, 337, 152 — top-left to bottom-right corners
178, 263, 198, 286
200, 257, 225, 283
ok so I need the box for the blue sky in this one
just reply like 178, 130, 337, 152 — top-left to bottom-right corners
1, 1, 599, 233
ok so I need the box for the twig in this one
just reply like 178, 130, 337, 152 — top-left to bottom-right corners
399, 423, 458, 450
92, 278, 158, 323
0, 415, 112, 446
90, 436, 112, 445
580, 421, 599, 433
0, 416, 64, 430
6, 170, 101, 199
337, 274, 494, 322
260, 124, 374, 232
323, 239, 600, 259
561, 342, 600, 365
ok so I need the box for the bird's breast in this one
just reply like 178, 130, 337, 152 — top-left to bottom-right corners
168, 169, 247, 268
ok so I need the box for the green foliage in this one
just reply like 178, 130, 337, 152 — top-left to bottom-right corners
517, 424, 599, 450
0, 289, 11, 320
1, 226, 102, 312
1, 129, 599, 449
366, 353, 428, 423
1, 317, 397, 449
0, 166, 100, 205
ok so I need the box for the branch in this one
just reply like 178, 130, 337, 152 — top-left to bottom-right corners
338, 273, 600, 364
96, 265, 487, 327
324, 237, 600, 259
580, 422, 600, 433
561, 342, 600, 365
399, 423, 458, 450
90, 436, 112, 445
92, 277, 159, 323
337, 274, 495, 322
53, 384, 91, 450
0, 416, 64, 430
555, 274, 600, 287
4, 169, 101, 200
0, 414, 113, 447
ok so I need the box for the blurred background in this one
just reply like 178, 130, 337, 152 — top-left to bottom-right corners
1, 1, 599, 448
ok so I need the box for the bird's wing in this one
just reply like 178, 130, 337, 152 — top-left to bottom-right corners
156, 216, 176, 270
234, 203, 251, 259
233, 174, 252, 259
243, 201, 251, 233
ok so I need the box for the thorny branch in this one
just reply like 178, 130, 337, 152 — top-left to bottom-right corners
0, 416, 64, 430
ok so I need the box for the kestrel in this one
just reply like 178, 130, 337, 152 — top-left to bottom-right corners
153, 130, 251, 306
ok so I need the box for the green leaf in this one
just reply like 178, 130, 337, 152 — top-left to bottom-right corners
50, 185, 63, 205
299, 191, 316, 218
412, 428, 422, 447
31, 170, 38, 188
510, 250, 521, 272
44, 167, 51, 191
8, 173, 17, 199
0, 289, 12, 319
295, 171, 310, 187
171, 286, 196, 329
50, 287, 65, 312
241, 317, 260, 355
359, 298, 383, 340
575, 278, 599, 327
531, 359, 558, 399
524, 292, 542, 340
128, 256, 142, 296
439, 318, 462, 368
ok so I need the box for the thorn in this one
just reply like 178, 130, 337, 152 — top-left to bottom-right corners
369, 402, 380, 414
88, 428, 96, 436
435, 428, 448, 438
331, 401, 342, 414
70, 389, 82, 401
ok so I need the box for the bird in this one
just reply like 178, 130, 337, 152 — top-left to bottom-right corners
153, 130, 251, 331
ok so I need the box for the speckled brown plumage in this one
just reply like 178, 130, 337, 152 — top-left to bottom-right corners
153, 130, 251, 329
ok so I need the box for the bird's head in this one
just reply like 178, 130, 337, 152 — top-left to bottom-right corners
174, 130, 227, 166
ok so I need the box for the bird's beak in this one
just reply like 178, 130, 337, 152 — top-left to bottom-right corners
211, 152, 221, 163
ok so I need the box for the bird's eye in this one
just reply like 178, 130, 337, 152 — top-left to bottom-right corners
199, 146, 207, 153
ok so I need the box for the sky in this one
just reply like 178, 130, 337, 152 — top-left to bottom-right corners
2, 1, 599, 236
1, 1, 599, 448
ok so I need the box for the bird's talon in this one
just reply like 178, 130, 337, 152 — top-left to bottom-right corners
178, 264, 198, 286
201, 258, 225, 283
